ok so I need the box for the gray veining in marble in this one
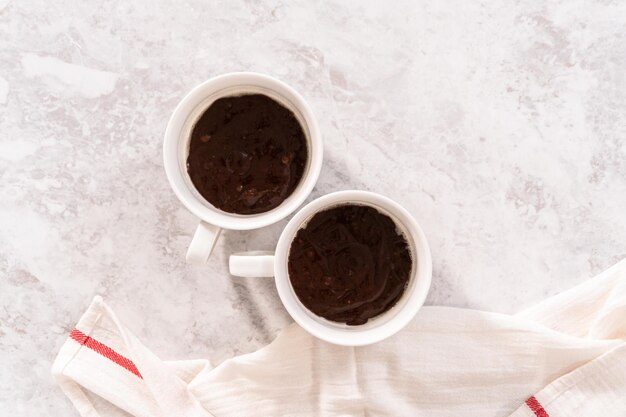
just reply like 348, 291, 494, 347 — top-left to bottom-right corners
1, 0, 625, 415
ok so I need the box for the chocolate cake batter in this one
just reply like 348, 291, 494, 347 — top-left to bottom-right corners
187, 94, 307, 214
288, 204, 412, 325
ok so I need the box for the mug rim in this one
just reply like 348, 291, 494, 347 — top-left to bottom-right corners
274, 190, 432, 346
163, 72, 323, 230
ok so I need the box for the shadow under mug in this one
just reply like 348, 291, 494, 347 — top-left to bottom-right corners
163, 72, 323, 263
229, 190, 432, 346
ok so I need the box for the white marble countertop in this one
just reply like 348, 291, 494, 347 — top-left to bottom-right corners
1, 0, 625, 414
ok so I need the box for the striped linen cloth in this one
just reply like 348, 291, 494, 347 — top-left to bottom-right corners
53, 259, 626, 416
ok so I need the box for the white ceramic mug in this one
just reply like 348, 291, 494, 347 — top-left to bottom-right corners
229, 190, 432, 346
163, 73, 323, 264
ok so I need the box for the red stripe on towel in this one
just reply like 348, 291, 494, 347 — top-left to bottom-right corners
525, 396, 549, 417
69, 329, 142, 378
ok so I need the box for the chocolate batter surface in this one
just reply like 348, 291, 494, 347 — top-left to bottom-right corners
187, 94, 307, 214
288, 205, 412, 325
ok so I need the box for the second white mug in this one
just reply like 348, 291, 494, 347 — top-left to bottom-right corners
229, 190, 432, 346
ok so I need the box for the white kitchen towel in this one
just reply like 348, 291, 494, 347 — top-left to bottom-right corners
52, 259, 626, 417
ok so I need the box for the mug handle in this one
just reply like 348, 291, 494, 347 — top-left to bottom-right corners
186, 221, 222, 264
229, 251, 275, 277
